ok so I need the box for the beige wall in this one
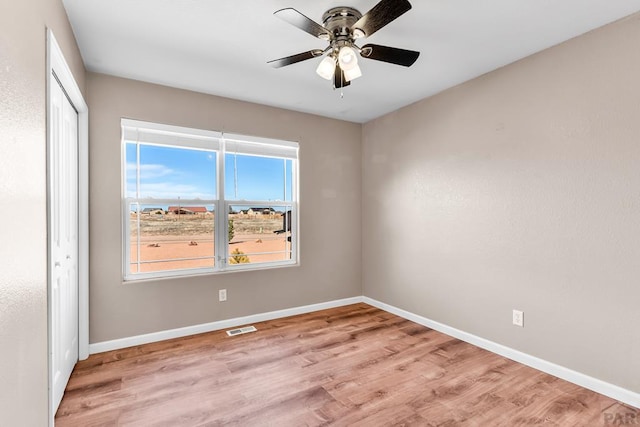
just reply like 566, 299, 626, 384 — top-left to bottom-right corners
87, 73, 362, 343
362, 13, 640, 393
0, 0, 85, 424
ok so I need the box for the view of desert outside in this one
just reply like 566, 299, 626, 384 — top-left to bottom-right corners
129, 209, 291, 273
125, 138, 295, 275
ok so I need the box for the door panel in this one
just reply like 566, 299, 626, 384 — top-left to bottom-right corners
50, 75, 79, 413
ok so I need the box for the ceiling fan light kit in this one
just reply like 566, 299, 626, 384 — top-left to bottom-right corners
344, 65, 362, 82
268, 0, 420, 90
316, 55, 337, 80
338, 46, 358, 70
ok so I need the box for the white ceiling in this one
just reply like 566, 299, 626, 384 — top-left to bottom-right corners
62, 0, 640, 123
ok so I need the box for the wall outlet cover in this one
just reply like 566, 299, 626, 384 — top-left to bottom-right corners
513, 309, 524, 327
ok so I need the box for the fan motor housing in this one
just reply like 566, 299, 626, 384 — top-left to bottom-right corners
322, 7, 362, 38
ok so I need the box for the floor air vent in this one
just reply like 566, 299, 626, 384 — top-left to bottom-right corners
226, 325, 257, 337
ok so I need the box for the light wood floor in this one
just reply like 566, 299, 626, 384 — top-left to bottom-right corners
56, 303, 637, 426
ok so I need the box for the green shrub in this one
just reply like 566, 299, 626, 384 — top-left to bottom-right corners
228, 219, 235, 242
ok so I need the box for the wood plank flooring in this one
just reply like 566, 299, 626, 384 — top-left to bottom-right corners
56, 303, 638, 426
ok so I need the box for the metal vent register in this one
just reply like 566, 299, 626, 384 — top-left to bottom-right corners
226, 326, 257, 337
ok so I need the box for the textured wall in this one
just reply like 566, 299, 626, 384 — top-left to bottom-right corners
0, 0, 85, 424
87, 73, 362, 343
362, 13, 640, 392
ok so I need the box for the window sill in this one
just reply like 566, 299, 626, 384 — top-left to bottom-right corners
122, 260, 299, 284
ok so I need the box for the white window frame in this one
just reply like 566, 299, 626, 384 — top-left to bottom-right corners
122, 119, 299, 281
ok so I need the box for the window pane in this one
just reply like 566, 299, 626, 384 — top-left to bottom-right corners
285, 159, 293, 202
129, 203, 140, 272
129, 204, 215, 273
125, 144, 138, 198
228, 205, 292, 266
225, 154, 291, 201
126, 143, 217, 200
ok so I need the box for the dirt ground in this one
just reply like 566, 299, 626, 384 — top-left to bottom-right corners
130, 233, 291, 273
129, 213, 292, 273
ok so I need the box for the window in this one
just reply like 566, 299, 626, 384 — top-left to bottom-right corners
122, 119, 298, 280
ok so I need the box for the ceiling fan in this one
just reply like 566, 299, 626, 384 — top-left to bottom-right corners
268, 0, 420, 89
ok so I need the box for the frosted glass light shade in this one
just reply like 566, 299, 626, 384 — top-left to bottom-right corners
316, 56, 336, 80
338, 46, 358, 71
344, 64, 362, 82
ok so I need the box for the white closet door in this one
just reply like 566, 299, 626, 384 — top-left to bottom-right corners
50, 75, 79, 413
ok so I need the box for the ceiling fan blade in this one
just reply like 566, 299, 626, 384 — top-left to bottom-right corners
352, 0, 412, 38
274, 8, 332, 39
333, 63, 351, 89
268, 49, 324, 68
360, 44, 420, 67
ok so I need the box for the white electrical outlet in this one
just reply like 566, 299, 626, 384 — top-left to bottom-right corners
512, 309, 524, 327
219, 289, 227, 302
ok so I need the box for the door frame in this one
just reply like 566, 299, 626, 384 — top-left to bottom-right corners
46, 29, 89, 424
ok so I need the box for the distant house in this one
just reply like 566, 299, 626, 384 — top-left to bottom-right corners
168, 206, 209, 215
243, 207, 276, 216
141, 207, 164, 215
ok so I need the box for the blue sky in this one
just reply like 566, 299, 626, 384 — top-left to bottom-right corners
126, 143, 293, 204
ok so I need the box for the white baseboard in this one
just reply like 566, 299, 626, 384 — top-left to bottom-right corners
363, 297, 640, 409
89, 296, 364, 355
